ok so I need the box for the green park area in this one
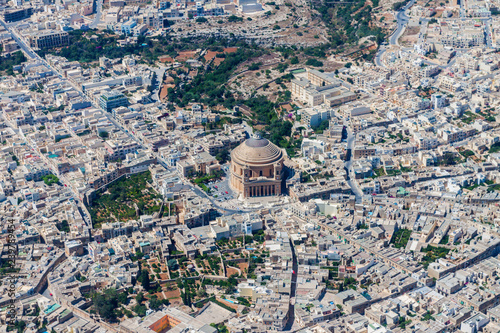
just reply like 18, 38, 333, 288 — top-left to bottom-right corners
42, 174, 59, 186
420, 245, 450, 269
391, 229, 412, 249
0, 51, 26, 75
88, 171, 166, 228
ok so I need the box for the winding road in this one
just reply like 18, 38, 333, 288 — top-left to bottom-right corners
390, 0, 415, 46
374, 0, 415, 67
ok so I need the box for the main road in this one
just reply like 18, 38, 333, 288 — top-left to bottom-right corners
344, 129, 363, 202
150, 66, 167, 101
374, 0, 416, 67
390, 0, 415, 46
283, 238, 298, 331
89, 0, 104, 29
0, 20, 38, 58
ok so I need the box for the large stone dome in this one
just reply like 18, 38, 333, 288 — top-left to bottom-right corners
231, 134, 283, 165
230, 134, 285, 198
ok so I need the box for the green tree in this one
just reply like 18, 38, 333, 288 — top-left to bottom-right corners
140, 270, 150, 291
133, 304, 147, 317
441, 152, 457, 165
135, 292, 145, 304
117, 291, 128, 304
0, 51, 26, 74
167, 259, 179, 271
42, 174, 59, 186
149, 295, 164, 310
215, 149, 230, 164
58, 220, 70, 233
227, 15, 243, 22
10, 320, 26, 333
312, 119, 330, 133
305, 58, 323, 67
91, 289, 123, 322
393, 1, 406, 10
197, 288, 208, 298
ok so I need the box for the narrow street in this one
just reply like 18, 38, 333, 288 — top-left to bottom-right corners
89, 0, 103, 29
284, 238, 298, 331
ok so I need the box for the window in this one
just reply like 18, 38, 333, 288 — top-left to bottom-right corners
259, 170, 262, 177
